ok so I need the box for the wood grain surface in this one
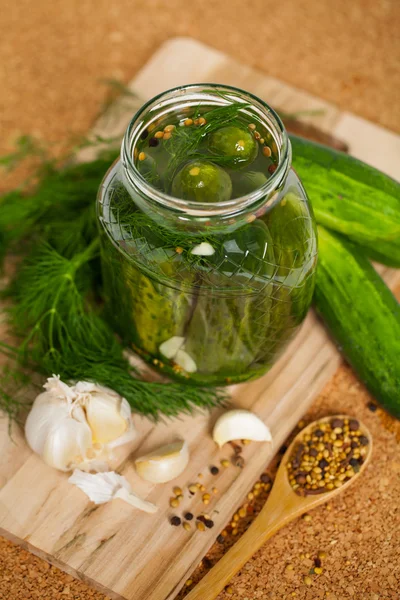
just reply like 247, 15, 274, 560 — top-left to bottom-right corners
0, 39, 399, 600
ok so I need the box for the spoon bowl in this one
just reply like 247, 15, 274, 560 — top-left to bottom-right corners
185, 414, 372, 600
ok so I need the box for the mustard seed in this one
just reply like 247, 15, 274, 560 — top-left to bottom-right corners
184, 118, 193, 126
196, 521, 206, 531
138, 152, 146, 161
154, 131, 164, 139
262, 146, 272, 157
183, 522, 191, 532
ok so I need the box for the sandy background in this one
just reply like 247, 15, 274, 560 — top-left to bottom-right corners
0, 1, 399, 599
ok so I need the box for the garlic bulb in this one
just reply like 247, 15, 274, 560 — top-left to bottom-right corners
135, 440, 189, 483
69, 469, 158, 513
212, 409, 272, 447
25, 376, 136, 472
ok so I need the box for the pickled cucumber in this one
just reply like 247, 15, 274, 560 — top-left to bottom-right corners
171, 160, 232, 203
208, 126, 258, 169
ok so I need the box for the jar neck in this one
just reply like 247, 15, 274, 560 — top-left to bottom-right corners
121, 84, 291, 230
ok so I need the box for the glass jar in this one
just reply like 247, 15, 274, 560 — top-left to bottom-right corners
97, 84, 317, 386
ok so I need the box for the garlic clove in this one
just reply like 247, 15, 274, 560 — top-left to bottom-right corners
159, 336, 185, 359
42, 415, 93, 471
25, 391, 71, 456
84, 392, 132, 445
69, 469, 158, 513
175, 349, 197, 373
191, 242, 215, 256
212, 409, 272, 448
135, 440, 189, 484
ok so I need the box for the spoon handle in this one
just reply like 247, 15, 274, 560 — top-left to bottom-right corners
185, 480, 302, 600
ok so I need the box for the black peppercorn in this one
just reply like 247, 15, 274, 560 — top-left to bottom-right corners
210, 466, 219, 475
359, 435, 369, 446
217, 534, 225, 544
204, 519, 214, 529
349, 419, 360, 431
148, 137, 159, 147
170, 516, 181, 526
184, 512, 194, 521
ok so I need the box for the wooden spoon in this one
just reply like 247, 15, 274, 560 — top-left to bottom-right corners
185, 415, 372, 600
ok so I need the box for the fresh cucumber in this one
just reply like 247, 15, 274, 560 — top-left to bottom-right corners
290, 135, 400, 267
314, 226, 400, 417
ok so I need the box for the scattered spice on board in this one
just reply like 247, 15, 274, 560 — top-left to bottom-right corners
287, 417, 369, 495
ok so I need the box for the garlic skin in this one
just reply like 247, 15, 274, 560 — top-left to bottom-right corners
25, 376, 136, 472
212, 409, 272, 448
135, 440, 189, 483
69, 469, 158, 513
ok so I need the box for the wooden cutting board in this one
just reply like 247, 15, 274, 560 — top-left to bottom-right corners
0, 38, 399, 600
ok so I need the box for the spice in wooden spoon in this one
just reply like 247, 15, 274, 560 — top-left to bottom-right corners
184, 415, 372, 600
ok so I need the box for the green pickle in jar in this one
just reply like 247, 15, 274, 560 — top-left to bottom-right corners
97, 85, 317, 385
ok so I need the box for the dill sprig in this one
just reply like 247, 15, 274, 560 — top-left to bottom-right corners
0, 100, 246, 421
3, 243, 226, 420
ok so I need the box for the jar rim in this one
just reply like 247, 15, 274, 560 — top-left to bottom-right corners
121, 83, 291, 218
